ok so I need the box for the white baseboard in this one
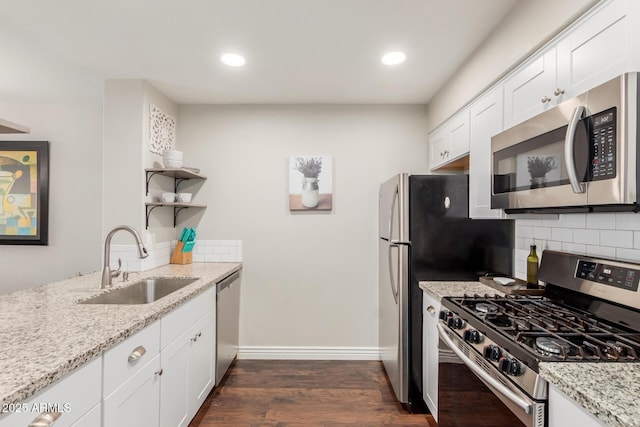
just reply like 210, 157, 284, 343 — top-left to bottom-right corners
238, 346, 381, 360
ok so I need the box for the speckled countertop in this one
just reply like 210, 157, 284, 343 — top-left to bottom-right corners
540, 363, 640, 427
419, 280, 640, 427
0, 262, 241, 408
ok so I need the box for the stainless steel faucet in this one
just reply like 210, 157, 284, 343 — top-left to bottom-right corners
101, 225, 149, 288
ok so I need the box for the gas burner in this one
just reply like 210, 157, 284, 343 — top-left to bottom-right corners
475, 303, 498, 314
535, 337, 572, 356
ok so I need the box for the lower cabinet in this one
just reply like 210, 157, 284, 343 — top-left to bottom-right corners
0, 356, 102, 427
103, 354, 161, 427
548, 384, 604, 427
422, 291, 441, 420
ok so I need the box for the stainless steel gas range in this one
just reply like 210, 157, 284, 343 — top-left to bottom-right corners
437, 250, 640, 427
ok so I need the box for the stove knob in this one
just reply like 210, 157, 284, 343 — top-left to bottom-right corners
463, 329, 482, 343
439, 310, 453, 321
447, 317, 465, 329
483, 344, 502, 361
498, 357, 522, 376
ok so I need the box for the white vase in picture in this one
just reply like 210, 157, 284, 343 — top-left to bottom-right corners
302, 177, 319, 208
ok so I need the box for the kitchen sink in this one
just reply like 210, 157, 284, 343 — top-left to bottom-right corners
79, 277, 199, 305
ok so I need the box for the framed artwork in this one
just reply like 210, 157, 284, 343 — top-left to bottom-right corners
0, 141, 49, 245
288, 155, 333, 211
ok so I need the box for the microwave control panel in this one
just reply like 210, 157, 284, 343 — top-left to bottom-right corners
576, 260, 639, 291
590, 108, 617, 181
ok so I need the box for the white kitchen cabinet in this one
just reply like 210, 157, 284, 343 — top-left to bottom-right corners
504, 0, 630, 128
557, 0, 630, 97
429, 109, 470, 171
0, 357, 102, 427
548, 384, 604, 427
103, 353, 161, 427
503, 48, 559, 128
160, 288, 216, 427
422, 291, 441, 420
469, 86, 504, 219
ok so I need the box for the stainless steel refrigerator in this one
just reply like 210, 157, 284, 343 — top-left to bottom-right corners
379, 173, 514, 412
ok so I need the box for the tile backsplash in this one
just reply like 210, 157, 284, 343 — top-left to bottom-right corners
514, 212, 640, 280
108, 240, 243, 271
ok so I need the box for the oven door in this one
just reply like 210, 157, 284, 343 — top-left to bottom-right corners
437, 324, 545, 427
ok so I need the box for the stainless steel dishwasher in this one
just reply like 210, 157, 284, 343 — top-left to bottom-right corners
215, 270, 241, 385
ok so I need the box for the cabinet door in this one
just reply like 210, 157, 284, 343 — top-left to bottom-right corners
469, 87, 504, 219
188, 310, 215, 417
160, 331, 191, 427
557, 0, 629, 97
503, 49, 557, 128
548, 384, 604, 427
70, 403, 101, 427
103, 354, 161, 427
422, 292, 441, 420
447, 109, 470, 160
429, 125, 449, 170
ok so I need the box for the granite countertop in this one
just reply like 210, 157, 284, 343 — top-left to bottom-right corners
419, 280, 639, 427
540, 363, 640, 427
0, 262, 241, 408
419, 280, 504, 299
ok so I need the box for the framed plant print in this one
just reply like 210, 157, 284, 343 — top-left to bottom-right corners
0, 141, 49, 245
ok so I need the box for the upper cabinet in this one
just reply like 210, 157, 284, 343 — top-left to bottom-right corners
0, 118, 29, 134
429, 108, 470, 171
504, 0, 630, 128
469, 87, 504, 219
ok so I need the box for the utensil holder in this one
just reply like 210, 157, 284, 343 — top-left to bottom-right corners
170, 241, 192, 265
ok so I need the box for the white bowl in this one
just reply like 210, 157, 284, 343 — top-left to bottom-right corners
163, 149, 183, 159
163, 159, 183, 168
177, 192, 192, 203
161, 192, 176, 203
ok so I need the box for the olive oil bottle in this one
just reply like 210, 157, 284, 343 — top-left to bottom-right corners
527, 243, 539, 285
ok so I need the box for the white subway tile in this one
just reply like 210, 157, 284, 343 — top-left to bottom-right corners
635, 231, 640, 249
586, 245, 616, 258
516, 237, 525, 250
616, 248, 640, 262
545, 241, 563, 251
561, 243, 587, 254
551, 228, 573, 242
559, 214, 586, 229
586, 213, 616, 230
615, 213, 640, 231
517, 225, 533, 238
532, 227, 551, 240
193, 254, 205, 262
573, 229, 599, 245
599, 230, 633, 248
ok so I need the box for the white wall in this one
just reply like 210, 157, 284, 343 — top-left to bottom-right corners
0, 102, 103, 293
178, 104, 429, 358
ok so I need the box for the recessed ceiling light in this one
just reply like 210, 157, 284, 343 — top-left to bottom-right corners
221, 53, 246, 67
381, 51, 406, 66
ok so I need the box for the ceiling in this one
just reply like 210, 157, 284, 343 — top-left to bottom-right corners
0, 0, 519, 104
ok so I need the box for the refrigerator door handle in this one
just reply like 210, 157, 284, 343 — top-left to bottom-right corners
386, 184, 398, 241
388, 242, 399, 304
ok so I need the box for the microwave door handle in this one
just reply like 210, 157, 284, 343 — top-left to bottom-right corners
565, 105, 586, 194
437, 323, 533, 415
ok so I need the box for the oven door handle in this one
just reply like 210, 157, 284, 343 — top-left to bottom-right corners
565, 105, 586, 194
437, 323, 533, 415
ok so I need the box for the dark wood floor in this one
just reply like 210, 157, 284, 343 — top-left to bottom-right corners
190, 360, 436, 426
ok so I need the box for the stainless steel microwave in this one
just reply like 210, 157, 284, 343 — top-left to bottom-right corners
491, 72, 640, 213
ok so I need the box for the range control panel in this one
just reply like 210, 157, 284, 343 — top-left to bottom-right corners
576, 260, 639, 291
589, 107, 617, 181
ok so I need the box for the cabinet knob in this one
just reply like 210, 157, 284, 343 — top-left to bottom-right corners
554, 88, 565, 96
128, 345, 147, 363
191, 332, 202, 342
426, 305, 436, 315
540, 96, 551, 104
155, 368, 164, 376
28, 412, 61, 427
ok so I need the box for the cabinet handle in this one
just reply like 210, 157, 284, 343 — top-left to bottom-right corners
155, 368, 164, 376
128, 345, 147, 363
426, 305, 436, 315
28, 412, 61, 427
554, 88, 565, 96
540, 96, 551, 103
191, 332, 202, 342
